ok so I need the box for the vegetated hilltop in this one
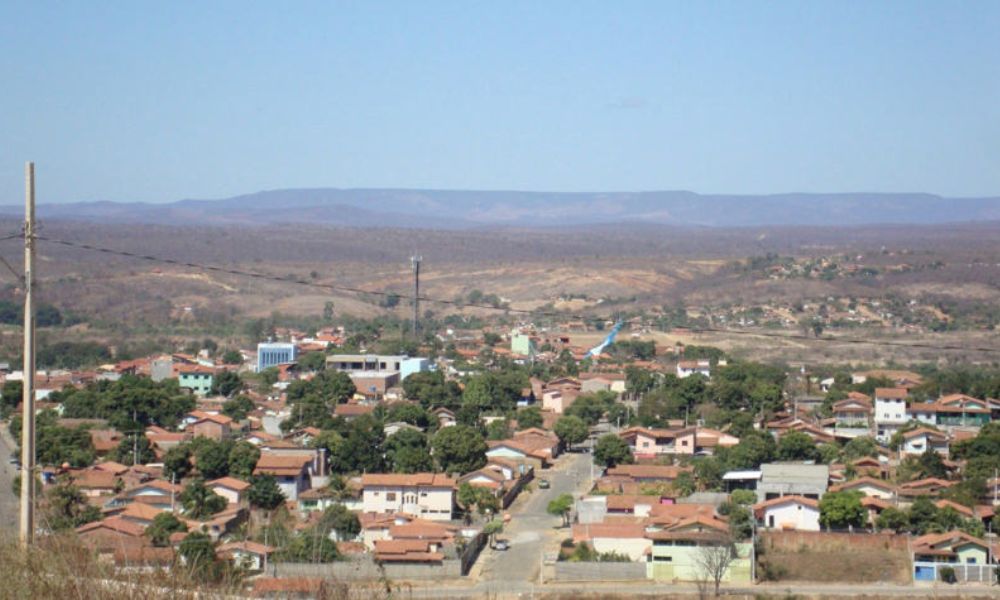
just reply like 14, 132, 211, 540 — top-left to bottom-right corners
1, 188, 999, 228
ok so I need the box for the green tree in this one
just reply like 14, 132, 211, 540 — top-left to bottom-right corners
318, 503, 361, 541
328, 415, 385, 473
146, 512, 187, 547
672, 471, 696, 497
692, 457, 724, 491
221, 350, 243, 365
776, 431, 819, 462
386, 403, 432, 428
210, 370, 243, 397
819, 490, 866, 530
593, 434, 633, 468
112, 434, 156, 466
432, 425, 487, 474
907, 496, 940, 535
816, 443, 841, 464
194, 439, 232, 479
44, 479, 101, 530
180, 478, 227, 520
547, 493, 574, 527
248, 474, 286, 511
916, 448, 948, 480
486, 418, 511, 441
565, 392, 616, 426
297, 352, 327, 372
222, 394, 255, 421
841, 436, 879, 461
875, 506, 909, 533
717, 430, 776, 470
403, 370, 462, 409
163, 445, 193, 481
0, 380, 22, 419
516, 406, 544, 429
554, 415, 589, 448
279, 529, 340, 563
385, 428, 434, 474
730, 489, 757, 506
228, 441, 261, 480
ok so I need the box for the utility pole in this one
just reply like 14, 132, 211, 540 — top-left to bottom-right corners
20, 162, 36, 545
410, 255, 421, 340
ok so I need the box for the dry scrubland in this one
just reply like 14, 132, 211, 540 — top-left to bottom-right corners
0, 219, 996, 365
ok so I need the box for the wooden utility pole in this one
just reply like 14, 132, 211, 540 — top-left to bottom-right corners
20, 161, 36, 545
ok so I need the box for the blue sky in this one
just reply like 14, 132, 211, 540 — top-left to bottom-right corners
1, 1, 999, 203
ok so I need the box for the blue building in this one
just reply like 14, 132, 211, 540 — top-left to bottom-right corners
400, 357, 431, 381
257, 342, 297, 372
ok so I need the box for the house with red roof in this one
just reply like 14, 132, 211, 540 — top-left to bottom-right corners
752, 495, 821, 531
360, 473, 456, 521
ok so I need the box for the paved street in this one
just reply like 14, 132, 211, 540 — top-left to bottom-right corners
477, 451, 594, 587
0, 422, 19, 533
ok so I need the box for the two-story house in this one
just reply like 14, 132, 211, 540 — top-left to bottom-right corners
253, 454, 312, 501
360, 473, 456, 521
874, 387, 909, 443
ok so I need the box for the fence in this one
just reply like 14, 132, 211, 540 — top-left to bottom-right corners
459, 530, 488, 575
550, 561, 647, 582
913, 561, 997, 584
501, 468, 534, 509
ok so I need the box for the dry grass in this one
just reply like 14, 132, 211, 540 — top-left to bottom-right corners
0, 534, 238, 600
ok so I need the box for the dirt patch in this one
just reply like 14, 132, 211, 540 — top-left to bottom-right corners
758, 531, 911, 584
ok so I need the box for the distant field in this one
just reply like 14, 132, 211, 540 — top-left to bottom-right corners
0, 219, 996, 366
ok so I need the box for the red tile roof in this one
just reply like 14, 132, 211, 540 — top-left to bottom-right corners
361, 473, 456, 488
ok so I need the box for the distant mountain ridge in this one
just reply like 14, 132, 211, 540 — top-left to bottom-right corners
1, 188, 998, 228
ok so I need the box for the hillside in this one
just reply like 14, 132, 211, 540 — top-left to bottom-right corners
0, 189, 998, 228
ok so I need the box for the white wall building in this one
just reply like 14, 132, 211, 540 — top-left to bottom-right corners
360, 473, 456, 521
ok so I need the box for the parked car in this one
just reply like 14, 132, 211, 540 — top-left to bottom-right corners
493, 539, 510, 551
537, 479, 550, 489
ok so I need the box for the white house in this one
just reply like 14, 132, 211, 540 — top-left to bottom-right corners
874, 387, 909, 443
216, 541, 275, 571
753, 495, 821, 531
676, 360, 711, 379
900, 428, 950, 458
360, 473, 456, 521
207, 477, 250, 505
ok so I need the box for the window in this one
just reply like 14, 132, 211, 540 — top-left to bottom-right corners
386, 492, 396, 502
420, 492, 428, 497
653, 556, 672, 562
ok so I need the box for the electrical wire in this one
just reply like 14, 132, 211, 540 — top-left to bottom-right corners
32, 234, 1000, 355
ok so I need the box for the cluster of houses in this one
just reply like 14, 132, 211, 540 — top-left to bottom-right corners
6, 323, 1000, 590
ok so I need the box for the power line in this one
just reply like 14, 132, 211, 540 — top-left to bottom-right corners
30, 234, 1000, 355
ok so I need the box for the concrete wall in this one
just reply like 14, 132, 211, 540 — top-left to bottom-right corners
273, 557, 462, 581
550, 561, 647, 582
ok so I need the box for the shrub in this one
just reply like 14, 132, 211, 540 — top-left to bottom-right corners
939, 566, 956, 584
